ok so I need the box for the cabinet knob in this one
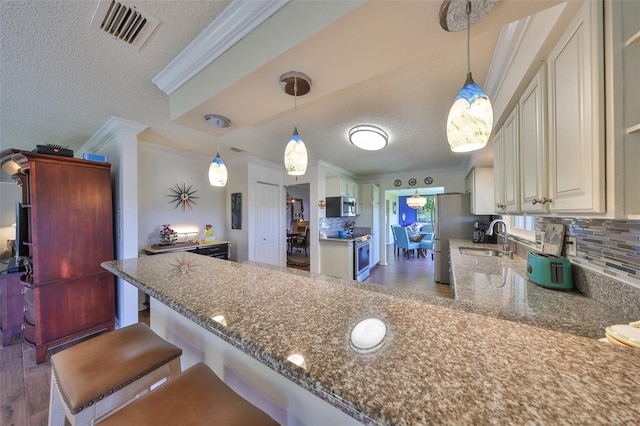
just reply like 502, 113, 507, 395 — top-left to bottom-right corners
21, 288, 26, 295
23, 306, 28, 312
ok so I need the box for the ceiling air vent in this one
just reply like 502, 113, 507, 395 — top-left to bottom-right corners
90, 0, 160, 50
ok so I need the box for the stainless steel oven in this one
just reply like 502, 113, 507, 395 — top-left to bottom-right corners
354, 235, 372, 281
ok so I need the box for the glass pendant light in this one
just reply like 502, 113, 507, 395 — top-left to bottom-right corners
208, 148, 227, 187
407, 190, 426, 209
280, 71, 311, 176
446, 0, 493, 152
203, 115, 230, 187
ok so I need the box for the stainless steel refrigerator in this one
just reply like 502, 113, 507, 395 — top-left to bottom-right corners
432, 193, 477, 284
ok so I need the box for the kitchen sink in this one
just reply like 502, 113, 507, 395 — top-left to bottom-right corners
458, 247, 502, 257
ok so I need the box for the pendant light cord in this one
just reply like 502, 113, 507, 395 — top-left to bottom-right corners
293, 77, 298, 128
466, 0, 471, 76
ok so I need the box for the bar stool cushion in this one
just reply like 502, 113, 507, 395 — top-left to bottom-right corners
51, 322, 182, 414
100, 362, 280, 426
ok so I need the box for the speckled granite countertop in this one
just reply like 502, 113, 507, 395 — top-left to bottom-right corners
448, 239, 632, 338
102, 254, 640, 425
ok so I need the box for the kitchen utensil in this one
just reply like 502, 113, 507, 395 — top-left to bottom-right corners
543, 224, 565, 256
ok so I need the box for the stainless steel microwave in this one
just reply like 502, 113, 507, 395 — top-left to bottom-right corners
326, 196, 357, 217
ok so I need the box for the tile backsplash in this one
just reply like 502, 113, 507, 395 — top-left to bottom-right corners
537, 218, 640, 284
532, 218, 640, 320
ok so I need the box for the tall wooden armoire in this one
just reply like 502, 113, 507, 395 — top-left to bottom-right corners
1, 149, 115, 363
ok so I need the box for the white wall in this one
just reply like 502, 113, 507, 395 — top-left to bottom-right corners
0, 182, 21, 258
226, 154, 249, 262
138, 142, 226, 250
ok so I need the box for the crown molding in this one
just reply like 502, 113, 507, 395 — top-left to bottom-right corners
484, 15, 531, 100
153, 0, 289, 95
83, 117, 148, 153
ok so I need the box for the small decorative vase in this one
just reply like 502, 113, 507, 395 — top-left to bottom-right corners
159, 224, 178, 246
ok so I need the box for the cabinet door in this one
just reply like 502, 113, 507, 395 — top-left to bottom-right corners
467, 167, 494, 215
502, 106, 520, 213
340, 178, 350, 197
326, 176, 357, 198
520, 67, 548, 213
493, 128, 505, 213
465, 169, 475, 214
326, 176, 340, 197
547, 0, 605, 212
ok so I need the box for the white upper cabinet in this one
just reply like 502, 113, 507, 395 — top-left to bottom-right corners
605, 0, 640, 219
519, 66, 548, 213
501, 106, 520, 213
493, 128, 505, 213
326, 176, 358, 198
465, 167, 494, 215
494, 106, 520, 215
546, 0, 605, 213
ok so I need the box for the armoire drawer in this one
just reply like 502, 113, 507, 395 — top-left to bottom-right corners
22, 317, 36, 346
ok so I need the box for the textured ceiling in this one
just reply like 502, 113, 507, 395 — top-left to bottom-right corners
0, 0, 229, 154
1, 0, 563, 180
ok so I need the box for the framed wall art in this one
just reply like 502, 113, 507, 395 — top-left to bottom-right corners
231, 192, 242, 229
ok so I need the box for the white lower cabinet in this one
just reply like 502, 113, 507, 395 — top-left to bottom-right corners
319, 240, 354, 280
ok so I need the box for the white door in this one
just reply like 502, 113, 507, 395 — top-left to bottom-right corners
253, 182, 280, 265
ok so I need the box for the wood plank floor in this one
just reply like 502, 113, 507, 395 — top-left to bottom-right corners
367, 244, 451, 298
0, 244, 449, 425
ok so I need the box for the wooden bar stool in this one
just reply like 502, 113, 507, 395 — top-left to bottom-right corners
48, 322, 182, 425
100, 362, 280, 426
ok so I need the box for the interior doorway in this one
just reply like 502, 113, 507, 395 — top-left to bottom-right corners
285, 183, 310, 270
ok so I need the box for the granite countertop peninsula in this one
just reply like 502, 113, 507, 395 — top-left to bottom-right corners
448, 239, 633, 338
102, 253, 640, 425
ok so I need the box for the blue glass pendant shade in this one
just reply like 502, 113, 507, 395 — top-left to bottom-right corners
284, 127, 308, 175
208, 152, 228, 186
446, 72, 493, 152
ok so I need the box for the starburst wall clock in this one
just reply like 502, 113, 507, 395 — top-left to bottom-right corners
168, 183, 199, 210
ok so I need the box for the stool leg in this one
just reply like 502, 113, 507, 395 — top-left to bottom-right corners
91, 358, 182, 423
47, 372, 67, 426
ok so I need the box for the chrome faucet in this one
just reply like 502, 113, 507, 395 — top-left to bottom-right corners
487, 219, 511, 256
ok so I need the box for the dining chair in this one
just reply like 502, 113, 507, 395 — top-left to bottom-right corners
419, 232, 434, 260
390, 224, 400, 257
291, 227, 310, 256
393, 225, 420, 258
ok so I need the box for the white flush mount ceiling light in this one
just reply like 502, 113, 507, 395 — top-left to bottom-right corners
406, 190, 427, 209
204, 114, 231, 128
349, 125, 388, 151
280, 71, 311, 176
441, 0, 497, 153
